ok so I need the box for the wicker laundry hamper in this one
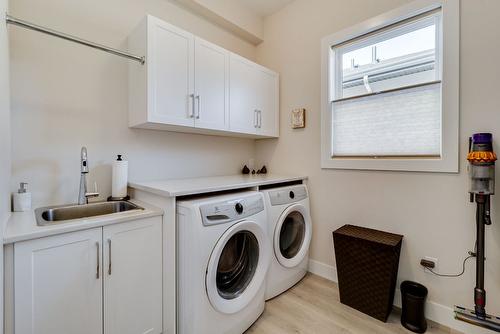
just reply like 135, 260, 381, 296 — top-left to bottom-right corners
332, 224, 403, 322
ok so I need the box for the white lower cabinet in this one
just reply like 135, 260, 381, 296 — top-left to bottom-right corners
15, 228, 103, 334
104, 218, 163, 334
13, 217, 163, 334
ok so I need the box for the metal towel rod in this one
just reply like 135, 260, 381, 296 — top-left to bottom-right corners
5, 13, 145, 65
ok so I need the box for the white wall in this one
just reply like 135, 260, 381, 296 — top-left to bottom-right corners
9, 0, 257, 207
173, 0, 264, 43
256, 0, 500, 328
195, 0, 263, 37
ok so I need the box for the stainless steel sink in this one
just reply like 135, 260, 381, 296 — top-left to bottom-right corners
35, 201, 144, 226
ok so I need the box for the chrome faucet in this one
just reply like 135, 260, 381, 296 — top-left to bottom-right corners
78, 147, 99, 205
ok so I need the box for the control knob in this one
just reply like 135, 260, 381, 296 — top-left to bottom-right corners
235, 202, 244, 214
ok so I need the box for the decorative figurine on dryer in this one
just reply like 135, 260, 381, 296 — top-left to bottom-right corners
454, 133, 500, 332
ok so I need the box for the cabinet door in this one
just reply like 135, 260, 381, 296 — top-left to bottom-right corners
229, 53, 258, 134
103, 217, 163, 334
194, 37, 229, 130
256, 68, 279, 137
14, 228, 103, 334
149, 17, 195, 127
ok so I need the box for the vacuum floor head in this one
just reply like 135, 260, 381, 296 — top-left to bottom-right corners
455, 305, 500, 332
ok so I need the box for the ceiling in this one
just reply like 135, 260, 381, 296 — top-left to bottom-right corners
235, 0, 294, 17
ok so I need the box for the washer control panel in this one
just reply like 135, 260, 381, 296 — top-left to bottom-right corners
200, 194, 264, 226
269, 185, 307, 206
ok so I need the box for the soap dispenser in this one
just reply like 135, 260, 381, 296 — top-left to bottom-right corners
13, 182, 32, 212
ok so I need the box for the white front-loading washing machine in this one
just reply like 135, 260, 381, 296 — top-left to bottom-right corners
261, 184, 312, 300
176, 191, 270, 334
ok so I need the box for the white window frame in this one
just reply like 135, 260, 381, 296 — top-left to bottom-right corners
320, 0, 459, 172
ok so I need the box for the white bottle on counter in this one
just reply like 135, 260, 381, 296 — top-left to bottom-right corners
13, 182, 31, 212
111, 155, 128, 199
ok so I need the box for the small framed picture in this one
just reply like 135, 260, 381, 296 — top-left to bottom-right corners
291, 108, 306, 129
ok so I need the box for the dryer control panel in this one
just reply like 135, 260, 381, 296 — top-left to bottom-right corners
269, 185, 307, 206
200, 194, 264, 226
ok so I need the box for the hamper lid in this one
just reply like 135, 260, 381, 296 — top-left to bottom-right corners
333, 224, 403, 247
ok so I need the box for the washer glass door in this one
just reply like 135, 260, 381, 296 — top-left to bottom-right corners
206, 220, 270, 314
274, 204, 312, 268
217, 231, 259, 300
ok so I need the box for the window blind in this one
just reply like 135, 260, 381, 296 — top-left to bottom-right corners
331, 82, 441, 157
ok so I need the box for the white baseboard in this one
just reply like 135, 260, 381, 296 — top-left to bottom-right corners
308, 259, 337, 282
308, 259, 492, 334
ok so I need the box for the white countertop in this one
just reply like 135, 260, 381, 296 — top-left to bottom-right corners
4, 199, 163, 244
128, 174, 307, 197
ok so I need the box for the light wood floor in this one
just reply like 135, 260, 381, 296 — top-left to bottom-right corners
247, 274, 460, 334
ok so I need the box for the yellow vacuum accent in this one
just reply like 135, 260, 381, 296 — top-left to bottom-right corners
467, 151, 497, 163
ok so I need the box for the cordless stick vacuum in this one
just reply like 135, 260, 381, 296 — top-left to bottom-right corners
454, 133, 500, 332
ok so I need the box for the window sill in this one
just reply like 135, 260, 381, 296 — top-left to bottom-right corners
321, 156, 458, 173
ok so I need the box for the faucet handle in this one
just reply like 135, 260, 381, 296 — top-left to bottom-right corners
85, 182, 99, 200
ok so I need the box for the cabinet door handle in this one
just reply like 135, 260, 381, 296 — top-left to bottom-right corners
254, 109, 258, 128
196, 95, 200, 119
189, 94, 195, 118
107, 239, 112, 275
95, 242, 100, 279
257, 110, 262, 128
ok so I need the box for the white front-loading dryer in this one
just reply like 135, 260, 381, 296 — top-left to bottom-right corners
261, 184, 312, 300
176, 191, 270, 334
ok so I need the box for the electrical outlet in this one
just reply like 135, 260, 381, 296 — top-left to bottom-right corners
422, 256, 438, 273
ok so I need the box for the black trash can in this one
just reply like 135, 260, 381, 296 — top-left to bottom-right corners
400, 281, 428, 333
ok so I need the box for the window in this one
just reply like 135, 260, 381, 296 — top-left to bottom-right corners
333, 11, 441, 158
321, 0, 459, 172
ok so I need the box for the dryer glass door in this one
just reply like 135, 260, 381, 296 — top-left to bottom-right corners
274, 204, 312, 268
280, 211, 306, 259
206, 220, 270, 314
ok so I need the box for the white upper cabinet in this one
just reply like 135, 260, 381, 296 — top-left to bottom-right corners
254, 65, 279, 137
151, 19, 195, 127
128, 15, 279, 138
194, 37, 229, 131
229, 53, 279, 137
129, 16, 195, 128
15, 228, 103, 334
229, 53, 259, 134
